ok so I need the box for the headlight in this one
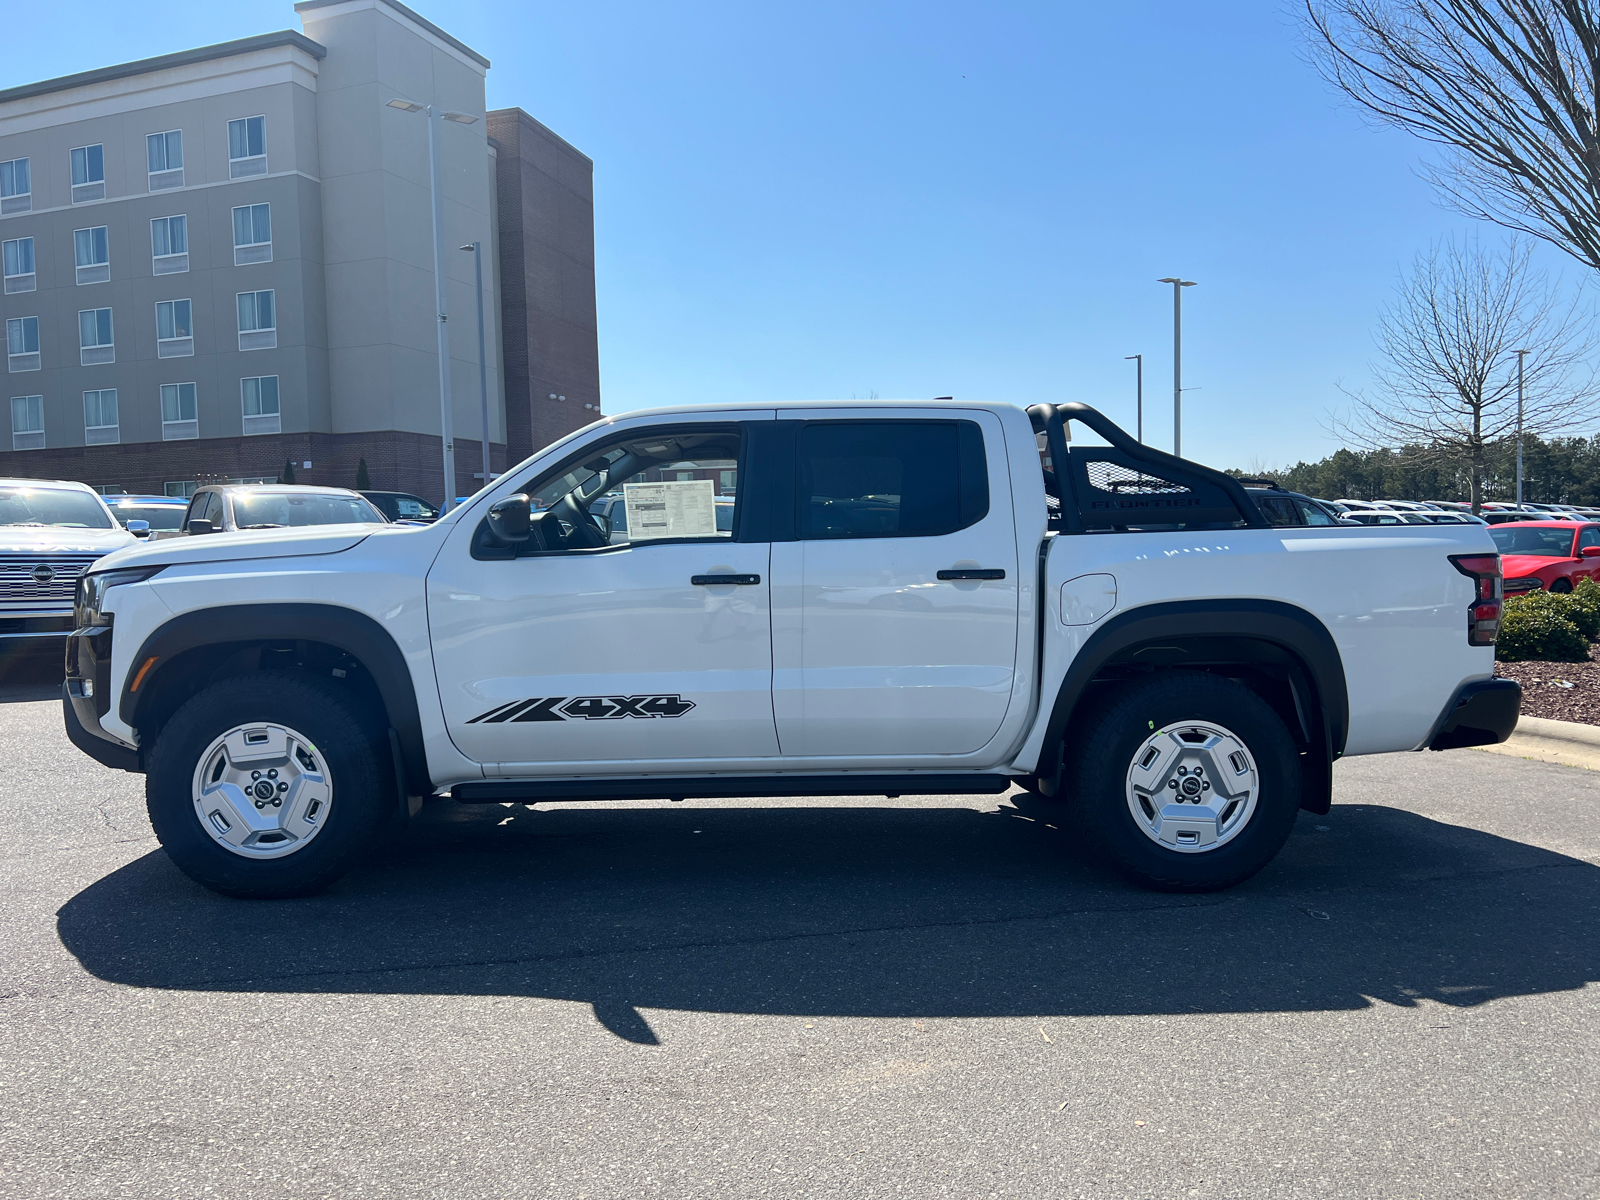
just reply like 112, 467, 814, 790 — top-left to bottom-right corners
75, 566, 164, 629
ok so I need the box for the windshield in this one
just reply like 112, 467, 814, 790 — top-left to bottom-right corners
230, 492, 385, 529
0, 487, 114, 529
110, 503, 186, 531
1490, 527, 1576, 557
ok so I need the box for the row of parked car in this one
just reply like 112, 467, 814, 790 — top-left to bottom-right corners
99, 484, 442, 538
1327, 497, 1600, 526
1237, 479, 1600, 528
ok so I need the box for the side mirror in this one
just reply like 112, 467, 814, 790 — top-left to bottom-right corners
126, 520, 150, 537
1580, 546, 1600, 558
187, 519, 213, 536
591, 512, 612, 540
486, 494, 532, 544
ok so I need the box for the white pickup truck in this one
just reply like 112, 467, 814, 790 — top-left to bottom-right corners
63, 400, 1521, 898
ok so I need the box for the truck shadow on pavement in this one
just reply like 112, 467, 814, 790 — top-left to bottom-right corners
58, 797, 1600, 1043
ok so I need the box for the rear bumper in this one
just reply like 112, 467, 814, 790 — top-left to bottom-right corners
1428, 678, 1522, 750
62, 683, 140, 772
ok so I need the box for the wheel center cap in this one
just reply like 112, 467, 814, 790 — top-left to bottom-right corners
253, 780, 276, 801
1180, 776, 1202, 797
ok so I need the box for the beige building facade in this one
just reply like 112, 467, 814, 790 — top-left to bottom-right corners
0, 0, 599, 499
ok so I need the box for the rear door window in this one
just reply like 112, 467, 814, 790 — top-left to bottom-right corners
797, 420, 987, 540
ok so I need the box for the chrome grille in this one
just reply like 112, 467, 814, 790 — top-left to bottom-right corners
0, 554, 101, 604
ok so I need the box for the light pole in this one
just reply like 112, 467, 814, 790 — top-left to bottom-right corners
461, 241, 491, 492
386, 97, 479, 512
1157, 277, 1196, 457
1515, 348, 1530, 504
1124, 354, 1143, 443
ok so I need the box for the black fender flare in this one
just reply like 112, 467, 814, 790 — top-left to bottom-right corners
1040, 597, 1349, 769
119, 603, 430, 795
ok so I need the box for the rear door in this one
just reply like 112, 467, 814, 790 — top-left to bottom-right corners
768, 408, 1021, 761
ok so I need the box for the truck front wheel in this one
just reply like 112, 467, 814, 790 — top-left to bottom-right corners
1068, 671, 1301, 892
144, 672, 392, 898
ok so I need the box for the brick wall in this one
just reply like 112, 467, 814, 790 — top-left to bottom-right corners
488, 109, 602, 464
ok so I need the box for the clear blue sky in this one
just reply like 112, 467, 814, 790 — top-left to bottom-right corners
7, 0, 1584, 470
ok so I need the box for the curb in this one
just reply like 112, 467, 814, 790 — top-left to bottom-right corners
1474, 714, 1600, 770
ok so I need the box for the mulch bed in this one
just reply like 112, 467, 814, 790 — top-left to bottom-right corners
1495, 642, 1600, 724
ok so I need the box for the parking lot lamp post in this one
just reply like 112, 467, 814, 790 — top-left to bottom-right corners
387, 98, 479, 512
1124, 354, 1143, 443
462, 242, 491, 492
1157, 278, 1196, 457
1515, 348, 1530, 505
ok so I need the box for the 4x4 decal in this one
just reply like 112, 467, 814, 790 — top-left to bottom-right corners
467, 694, 696, 723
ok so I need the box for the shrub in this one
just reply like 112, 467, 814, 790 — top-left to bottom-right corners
1567, 576, 1600, 640
1496, 591, 1591, 662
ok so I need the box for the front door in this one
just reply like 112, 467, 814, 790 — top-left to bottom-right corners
428, 418, 778, 774
769, 409, 1021, 760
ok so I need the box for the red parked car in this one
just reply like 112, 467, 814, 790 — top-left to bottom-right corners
1490, 521, 1600, 593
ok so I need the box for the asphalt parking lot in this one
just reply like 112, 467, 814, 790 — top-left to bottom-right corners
1, 648, 1597, 1199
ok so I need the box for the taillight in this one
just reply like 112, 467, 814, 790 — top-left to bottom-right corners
1450, 553, 1502, 646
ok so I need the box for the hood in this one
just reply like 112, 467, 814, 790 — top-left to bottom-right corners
1500, 552, 1572, 577
92, 523, 379, 571
0, 525, 137, 555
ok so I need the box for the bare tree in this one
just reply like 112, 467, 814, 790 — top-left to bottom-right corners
1334, 235, 1600, 509
1304, 0, 1600, 272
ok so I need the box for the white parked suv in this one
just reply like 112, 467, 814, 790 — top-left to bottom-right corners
0, 479, 134, 648
62, 401, 1520, 898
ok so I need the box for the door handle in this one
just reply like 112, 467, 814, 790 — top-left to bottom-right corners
937, 568, 1005, 581
691, 574, 761, 586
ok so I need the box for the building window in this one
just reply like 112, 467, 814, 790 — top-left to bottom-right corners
232, 203, 272, 265
237, 290, 276, 350
70, 144, 105, 203
6, 316, 39, 373
156, 299, 193, 358
228, 116, 266, 178
10, 395, 43, 450
151, 215, 188, 274
241, 375, 280, 435
2, 237, 34, 293
146, 130, 184, 190
83, 388, 118, 445
0, 158, 29, 215
78, 308, 114, 366
164, 480, 198, 498
160, 382, 198, 441
74, 226, 109, 285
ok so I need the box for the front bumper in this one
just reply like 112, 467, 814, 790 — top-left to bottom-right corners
62, 624, 121, 745
1428, 678, 1522, 750
62, 683, 139, 772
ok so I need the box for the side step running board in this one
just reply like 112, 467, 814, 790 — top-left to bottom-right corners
452, 774, 1014, 804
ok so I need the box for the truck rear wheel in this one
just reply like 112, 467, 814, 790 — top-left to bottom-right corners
144, 672, 392, 898
1067, 671, 1301, 892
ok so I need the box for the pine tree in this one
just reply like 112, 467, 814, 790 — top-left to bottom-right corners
355, 456, 371, 490
281, 459, 296, 484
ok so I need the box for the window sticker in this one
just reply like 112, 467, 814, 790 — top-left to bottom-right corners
623, 478, 718, 539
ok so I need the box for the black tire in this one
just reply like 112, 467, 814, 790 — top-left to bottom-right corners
145, 672, 393, 898
1551, 578, 1573, 594
1066, 670, 1301, 892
